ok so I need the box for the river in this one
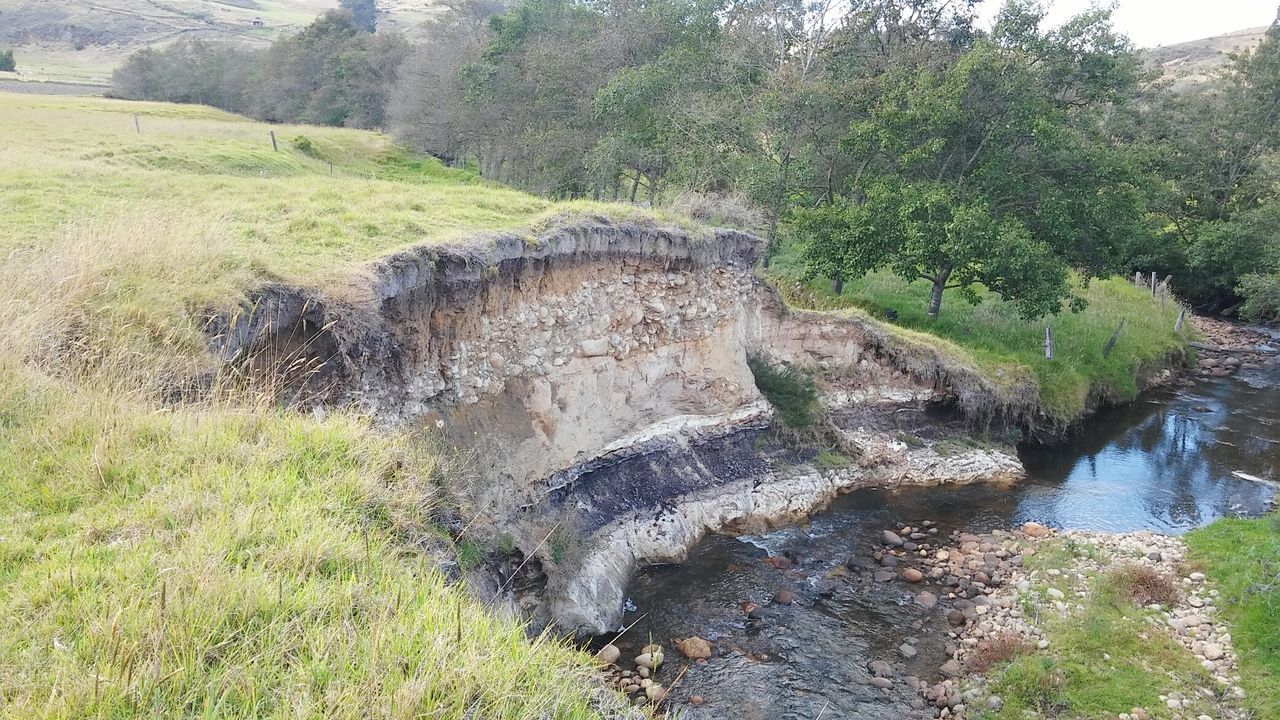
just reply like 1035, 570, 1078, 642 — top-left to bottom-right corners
603, 361, 1279, 719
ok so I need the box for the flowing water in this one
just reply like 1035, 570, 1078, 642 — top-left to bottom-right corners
606, 361, 1280, 719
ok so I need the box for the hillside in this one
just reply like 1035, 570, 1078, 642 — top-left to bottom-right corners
0, 92, 657, 719
1145, 26, 1270, 91
0, 0, 437, 85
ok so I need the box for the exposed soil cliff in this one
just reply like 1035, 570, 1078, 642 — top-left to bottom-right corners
212, 217, 1026, 634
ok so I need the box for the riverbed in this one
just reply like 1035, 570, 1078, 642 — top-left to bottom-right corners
605, 362, 1279, 719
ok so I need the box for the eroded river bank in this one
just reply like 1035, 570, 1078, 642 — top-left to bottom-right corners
596, 344, 1279, 718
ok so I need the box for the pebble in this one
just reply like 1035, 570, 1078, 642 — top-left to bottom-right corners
595, 644, 621, 665
902, 568, 924, 583
867, 660, 893, 678
676, 636, 712, 660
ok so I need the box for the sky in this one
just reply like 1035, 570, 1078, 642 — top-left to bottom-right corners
977, 1, 1278, 48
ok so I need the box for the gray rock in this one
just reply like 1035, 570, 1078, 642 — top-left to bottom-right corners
883, 530, 905, 547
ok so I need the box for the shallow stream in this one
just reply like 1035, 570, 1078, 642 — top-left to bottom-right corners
606, 358, 1280, 719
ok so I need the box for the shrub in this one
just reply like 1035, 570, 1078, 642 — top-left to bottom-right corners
669, 190, 766, 234
969, 631, 1033, 673
1102, 564, 1180, 607
0, 49, 14, 72
1238, 272, 1280, 322
292, 134, 318, 156
747, 355, 818, 429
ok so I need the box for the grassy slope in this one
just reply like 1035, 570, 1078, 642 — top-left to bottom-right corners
769, 244, 1189, 428
0, 93, 670, 378
0, 94, 643, 719
1186, 516, 1280, 718
0, 367, 609, 719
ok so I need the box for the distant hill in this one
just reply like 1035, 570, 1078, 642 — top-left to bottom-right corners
0, 3, 1270, 89
1145, 26, 1271, 91
0, 0, 438, 86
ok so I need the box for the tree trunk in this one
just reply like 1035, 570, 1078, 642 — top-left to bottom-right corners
927, 267, 952, 319
831, 277, 844, 295
629, 172, 640, 203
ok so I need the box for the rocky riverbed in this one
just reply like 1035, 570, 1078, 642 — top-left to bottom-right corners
1192, 317, 1279, 378
593, 520, 1251, 719
871, 521, 1249, 720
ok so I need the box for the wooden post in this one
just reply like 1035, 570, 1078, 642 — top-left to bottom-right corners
133, 115, 140, 134
1150, 271, 1157, 298
269, 130, 278, 151
1134, 271, 1143, 287
1044, 326, 1054, 359
1174, 307, 1187, 332
1103, 319, 1126, 358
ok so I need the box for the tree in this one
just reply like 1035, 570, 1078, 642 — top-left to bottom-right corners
1128, 18, 1280, 309
0, 50, 15, 73
340, 0, 379, 32
795, 4, 1147, 318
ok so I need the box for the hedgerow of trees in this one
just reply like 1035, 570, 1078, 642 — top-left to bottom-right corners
111, 8, 407, 129
110, 0, 1280, 320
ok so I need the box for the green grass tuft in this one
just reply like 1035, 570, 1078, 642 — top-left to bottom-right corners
747, 355, 819, 429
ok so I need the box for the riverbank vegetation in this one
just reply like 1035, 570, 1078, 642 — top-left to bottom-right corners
973, 534, 1243, 720
770, 257, 1189, 428
1187, 516, 1280, 717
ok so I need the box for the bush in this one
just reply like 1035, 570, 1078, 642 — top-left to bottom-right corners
969, 632, 1033, 673
747, 355, 818, 429
669, 190, 766, 234
1238, 272, 1280, 322
0, 49, 15, 72
1102, 564, 1180, 607
292, 134, 318, 156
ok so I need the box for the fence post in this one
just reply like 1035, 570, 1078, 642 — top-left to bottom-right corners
134, 115, 140, 134
1044, 326, 1054, 360
270, 130, 278, 152
1150, 271, 1157, 298
1174, 307, 1187, 332
1103, 319, 1126, 358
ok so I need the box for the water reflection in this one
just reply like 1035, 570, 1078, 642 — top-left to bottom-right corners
614, 369, 1278, 717
1018, 372, 1278, 533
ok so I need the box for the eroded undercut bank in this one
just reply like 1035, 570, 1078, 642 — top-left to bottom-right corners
212, 219, 1031, 634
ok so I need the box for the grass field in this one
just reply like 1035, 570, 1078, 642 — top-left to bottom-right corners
1186, 516, 1280, 718
768, 244, 1190, 428
0, 93, 673, 382
0, 93, 650, 719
